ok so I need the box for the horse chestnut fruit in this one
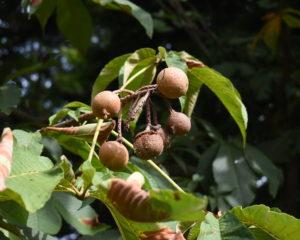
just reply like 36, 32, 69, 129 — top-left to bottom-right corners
166, 110, 191, 136
92, 91, 121, 119
99, 141, 128, 171
133, 130, 164, 160
156, 67, 189, 99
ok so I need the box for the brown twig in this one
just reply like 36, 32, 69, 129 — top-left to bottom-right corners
146, 97, 152, 130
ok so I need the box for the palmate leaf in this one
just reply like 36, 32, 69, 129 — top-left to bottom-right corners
197, 212, 255, 240
0, 130, 63, 212
231, 205, 300, 240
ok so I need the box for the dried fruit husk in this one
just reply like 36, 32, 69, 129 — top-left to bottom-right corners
156, 67, 189, 99
140, 227, 186, 240
166, 110, 191, 136
133, 130, 164, 160
107, 179, 169, 222
92, 91, 121, 119
99, 141, 128, 171
157, 127, 172, 149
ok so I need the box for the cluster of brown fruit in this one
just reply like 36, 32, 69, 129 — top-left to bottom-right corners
91, 67, 192, 171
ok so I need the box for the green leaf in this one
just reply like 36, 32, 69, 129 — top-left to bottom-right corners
95, 0, 153, 38
0, 199, 61, 235
49, 109, 70, 125
91, 53, 131, 99
79, 229, 122, 240
147, 190, 207, 222
0, 83, 21, 115
250, 228, 275, 240
188, 222, 201, 240
244, 144, 283, 198
122, 48, 156, 85
184, 69, 203, 117
35, 0, 57, 28
52, 192, 109, 235
282, 13, 300, 28
56, 0, 93, 54
212, 143, 256, 209
0, 130, 63, 212
231, 205, 300, 240
197, 212, 255, 240
189, 67, 248, 143
80, 161, 96, 191
121, 57, 157, 91
165, 51, 188, 72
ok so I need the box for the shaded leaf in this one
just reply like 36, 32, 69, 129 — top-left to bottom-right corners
212, 143, 256, 208
56, 0, 93, 54
231, 205, 300, 240
79, 229, 121, 240
95, 0, 153, 38
35, 0, 57, 28
52, 192, 109, 235
282, 13, 300, 28
0, 83, 21, 115
244, 144, 283, 198
0, 199, 61, 235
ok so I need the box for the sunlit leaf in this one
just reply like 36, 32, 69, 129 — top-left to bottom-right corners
189, 67, 247, 143
0, 130, 63, 212
231, 205, 300, 240
91, 53, 131, 99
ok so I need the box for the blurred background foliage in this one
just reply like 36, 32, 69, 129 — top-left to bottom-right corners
1, 0, 300, 238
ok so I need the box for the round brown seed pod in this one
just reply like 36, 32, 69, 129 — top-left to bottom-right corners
166, 110, 191, 136
156, 67, 189, 99
107, 179, 169, 222
133, 130, 164, 160
92, 91, 121, 119
157, 127, 172, 149
99, 141, 128, 171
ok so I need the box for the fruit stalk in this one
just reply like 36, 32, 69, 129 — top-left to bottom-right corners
87, 118, 103, 163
